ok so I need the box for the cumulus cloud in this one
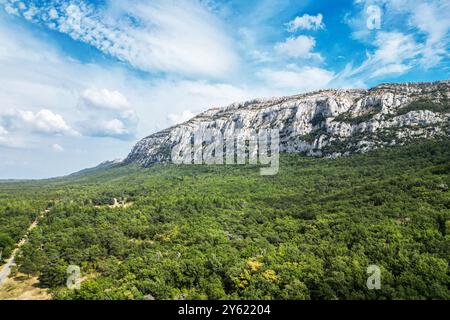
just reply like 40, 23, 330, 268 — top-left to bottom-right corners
274, 35, 323, 61
0, 109, 78, 136
21, 109, 75, 135
2, 0, 239, 78
77, 88, 138, 140
167, 110, 196, 125
83, 118, 131, 139
286, 14, 325, 32
81, 88, 130, 110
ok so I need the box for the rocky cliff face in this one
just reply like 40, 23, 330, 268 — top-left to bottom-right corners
125, 80, 450, 166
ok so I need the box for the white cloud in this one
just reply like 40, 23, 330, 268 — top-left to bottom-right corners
372, 31, 419, 65
274, 35, 323, 60
3, 3, 19, 15
349, 0, 450, 68
258, 66, 334, 92
0, 13, 144, 142
48, 8, 58, 19
1, 1, 338, 178
22, 109, 74, 135
0, 12, 250, 144
337, 31, 420, 82
168, 110, 196, 125
407, 1, 450, 67
81, 88, 130, 110
370, 63, 410, 78
80, 118, 135, 140
23, 5, 38, 21
2, 0, 239, 78
52, 143, 64, 152
77, 88, 138, 139
286, 14, 325, 32
1, 109, 78, 136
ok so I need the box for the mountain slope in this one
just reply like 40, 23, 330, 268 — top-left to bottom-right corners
125, 80, 450, 166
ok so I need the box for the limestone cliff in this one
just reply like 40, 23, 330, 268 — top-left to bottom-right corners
125, 80, 450, 166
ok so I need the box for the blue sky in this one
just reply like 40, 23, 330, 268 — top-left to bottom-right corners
0, 0, 449, 179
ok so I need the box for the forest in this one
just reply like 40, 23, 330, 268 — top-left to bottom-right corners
0, 138, 449, 300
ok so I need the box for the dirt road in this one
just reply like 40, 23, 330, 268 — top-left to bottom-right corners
0, 210, 46, 286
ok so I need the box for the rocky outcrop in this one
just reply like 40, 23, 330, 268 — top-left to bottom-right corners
125, 80, 450, 166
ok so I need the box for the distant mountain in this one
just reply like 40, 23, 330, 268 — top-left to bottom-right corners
70, 158, 123, 176
97, 159, 123, 168
125, 80, 450, 166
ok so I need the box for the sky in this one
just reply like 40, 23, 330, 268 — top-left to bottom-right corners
0, 0, 449, 179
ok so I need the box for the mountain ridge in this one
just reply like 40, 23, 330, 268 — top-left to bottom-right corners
125, 80, 450, 166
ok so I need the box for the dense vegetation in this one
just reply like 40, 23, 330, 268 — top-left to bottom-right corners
0, 139, 449, 300
0, 200, 41, 263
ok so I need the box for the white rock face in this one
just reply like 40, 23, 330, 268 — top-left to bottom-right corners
125, 81, 450, 166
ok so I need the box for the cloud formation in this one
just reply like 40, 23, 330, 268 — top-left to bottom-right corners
338, 31, 420, 82
347, 0, 450, 77
86, 119, 130, 138
2, 0, 239, 78
81, 88, 130, 111
78, 88, 138, 140
286, 14, 325, 32
274, 35, 323, 61
0, 109, 78, 136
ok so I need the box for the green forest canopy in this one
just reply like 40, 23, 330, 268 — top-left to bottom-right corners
0, 138, 449, 300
